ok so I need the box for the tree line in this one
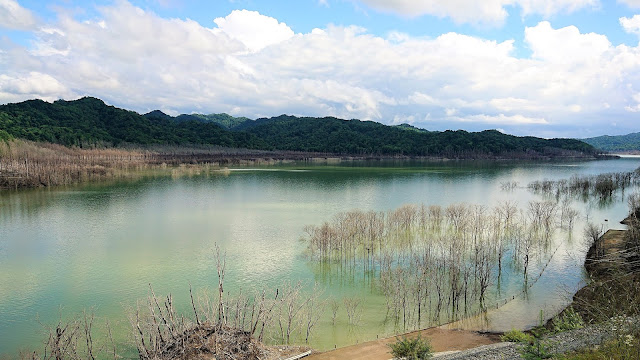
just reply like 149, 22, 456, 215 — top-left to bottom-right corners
528, 168, 640, 200
582, 132, 640, 152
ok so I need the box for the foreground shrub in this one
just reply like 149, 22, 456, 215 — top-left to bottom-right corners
389, 335, 433, 360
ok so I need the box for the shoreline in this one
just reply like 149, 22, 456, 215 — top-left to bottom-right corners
0, 139, 613, 192
305, 327, 501, 360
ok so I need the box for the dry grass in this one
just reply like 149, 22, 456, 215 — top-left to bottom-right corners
0, 140, 330, 190
0, 139, 151, 190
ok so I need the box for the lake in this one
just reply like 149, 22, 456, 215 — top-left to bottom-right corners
1, 157, 639, 357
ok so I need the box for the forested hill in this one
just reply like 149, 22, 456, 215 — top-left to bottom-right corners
0, 97, 598, 158
0, 97, 265, 148
236, 114, 595, 156
582, 133, 640, 152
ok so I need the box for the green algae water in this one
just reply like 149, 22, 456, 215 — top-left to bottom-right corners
1, 158, 639, 357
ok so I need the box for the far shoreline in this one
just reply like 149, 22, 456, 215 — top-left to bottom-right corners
0, 139, 617, 192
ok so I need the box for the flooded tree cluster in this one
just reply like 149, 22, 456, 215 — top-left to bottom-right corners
0, 139, 322, 190
528, 169, 640, 199
0, 139, 151, 190
304, 200, 579, 330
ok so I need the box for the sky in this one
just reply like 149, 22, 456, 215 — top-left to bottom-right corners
2, 1, 640, 138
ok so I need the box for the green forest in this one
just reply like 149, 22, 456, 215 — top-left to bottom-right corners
582, 132, 640, 152
0, 97, 598, 158
0, 98, 265, 148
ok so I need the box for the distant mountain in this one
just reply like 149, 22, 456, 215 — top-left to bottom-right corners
395, 123, 431, 133
230, 114, 596, 157
192, 113, 251, 129
0, 97, 598, 158
144, 111, 205, 124
144, 110, 250, 129
582, 133, 640, 152
0, 97, 264, 148
143, 110, 172, 120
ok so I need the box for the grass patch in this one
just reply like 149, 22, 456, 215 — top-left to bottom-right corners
501, 329, 534, 343
550, 307, 585, 333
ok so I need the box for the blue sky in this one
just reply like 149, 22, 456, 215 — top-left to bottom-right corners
3, 0, 640, 138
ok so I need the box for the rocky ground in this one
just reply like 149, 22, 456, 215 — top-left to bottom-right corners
434, 316, 637, 359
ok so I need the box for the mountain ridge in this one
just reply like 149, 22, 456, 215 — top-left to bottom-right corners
0, 97, 598, 158
582, 133, 640, 152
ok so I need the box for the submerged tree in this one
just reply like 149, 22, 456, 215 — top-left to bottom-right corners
304, 200, 572, 330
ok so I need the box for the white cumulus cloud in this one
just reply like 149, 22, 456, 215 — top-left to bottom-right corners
456, 114, 548, 125
213, 10, 294, 52
0, 0, 37, 30
355, 0, 509, 24
619, 0, 640, 8
621, 14, 640, 34
354, 0, 598, 24
518, 0, 599, 17
525, 21, 610, 64
0, 72, 69, 102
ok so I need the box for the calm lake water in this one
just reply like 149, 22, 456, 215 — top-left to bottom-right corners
1, 157, 639, 357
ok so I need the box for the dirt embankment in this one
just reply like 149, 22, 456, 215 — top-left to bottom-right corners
568, 225, 639, 323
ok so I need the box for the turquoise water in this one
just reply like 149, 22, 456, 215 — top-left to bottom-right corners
1, 158, 639, 357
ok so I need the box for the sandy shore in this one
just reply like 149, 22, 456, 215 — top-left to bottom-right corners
306, 327, 500, 360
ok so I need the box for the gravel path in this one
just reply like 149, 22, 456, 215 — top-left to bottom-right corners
433, 317, 637, 359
